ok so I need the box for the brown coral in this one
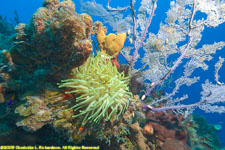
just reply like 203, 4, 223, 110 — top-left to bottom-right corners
129, 123, 150, 150
81, 13, 93, 38
43, 0, 59, 9
145, 109, 188, 146
161, 139, 190, 150
11, 0, 93, 89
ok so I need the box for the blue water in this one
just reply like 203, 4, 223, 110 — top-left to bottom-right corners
1, 0, 225, 147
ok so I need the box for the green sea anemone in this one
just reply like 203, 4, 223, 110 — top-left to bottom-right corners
58, 52, 133, 125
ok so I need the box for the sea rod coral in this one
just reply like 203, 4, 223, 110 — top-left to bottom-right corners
100, 0, 225, 115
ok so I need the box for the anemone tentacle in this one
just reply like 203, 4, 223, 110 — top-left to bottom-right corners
58, 52, 133, 125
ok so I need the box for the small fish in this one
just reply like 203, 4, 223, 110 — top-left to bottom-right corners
79, 126, 84, 132
8, 95, 15, 106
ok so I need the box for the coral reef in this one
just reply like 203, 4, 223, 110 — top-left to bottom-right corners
10, 0, 93, 91
129, 72, 144, 95
145, 108, 188, 145
0, 16, 15, 50
129, 122, 150, 150
13, 91, 153, 149
0, 49, 14, 106
58, 52, 133, 125
8, 76, 191, 150
184, 114, 221, 150
13, 89, 88, 144
93, 21, 127, 69
15, 90, 73, 131
161, 139, 190, 150
0, 0, 224, 149
89, 95, 149, 150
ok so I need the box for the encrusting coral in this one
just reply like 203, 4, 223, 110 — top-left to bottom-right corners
10, 0, 93, 91
14, 90, 73, 132
58, 52, 133, 125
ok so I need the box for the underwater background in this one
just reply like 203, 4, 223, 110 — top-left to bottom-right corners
0, 0, 225, 149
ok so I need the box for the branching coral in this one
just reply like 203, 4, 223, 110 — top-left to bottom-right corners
58, 52, 133, 125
